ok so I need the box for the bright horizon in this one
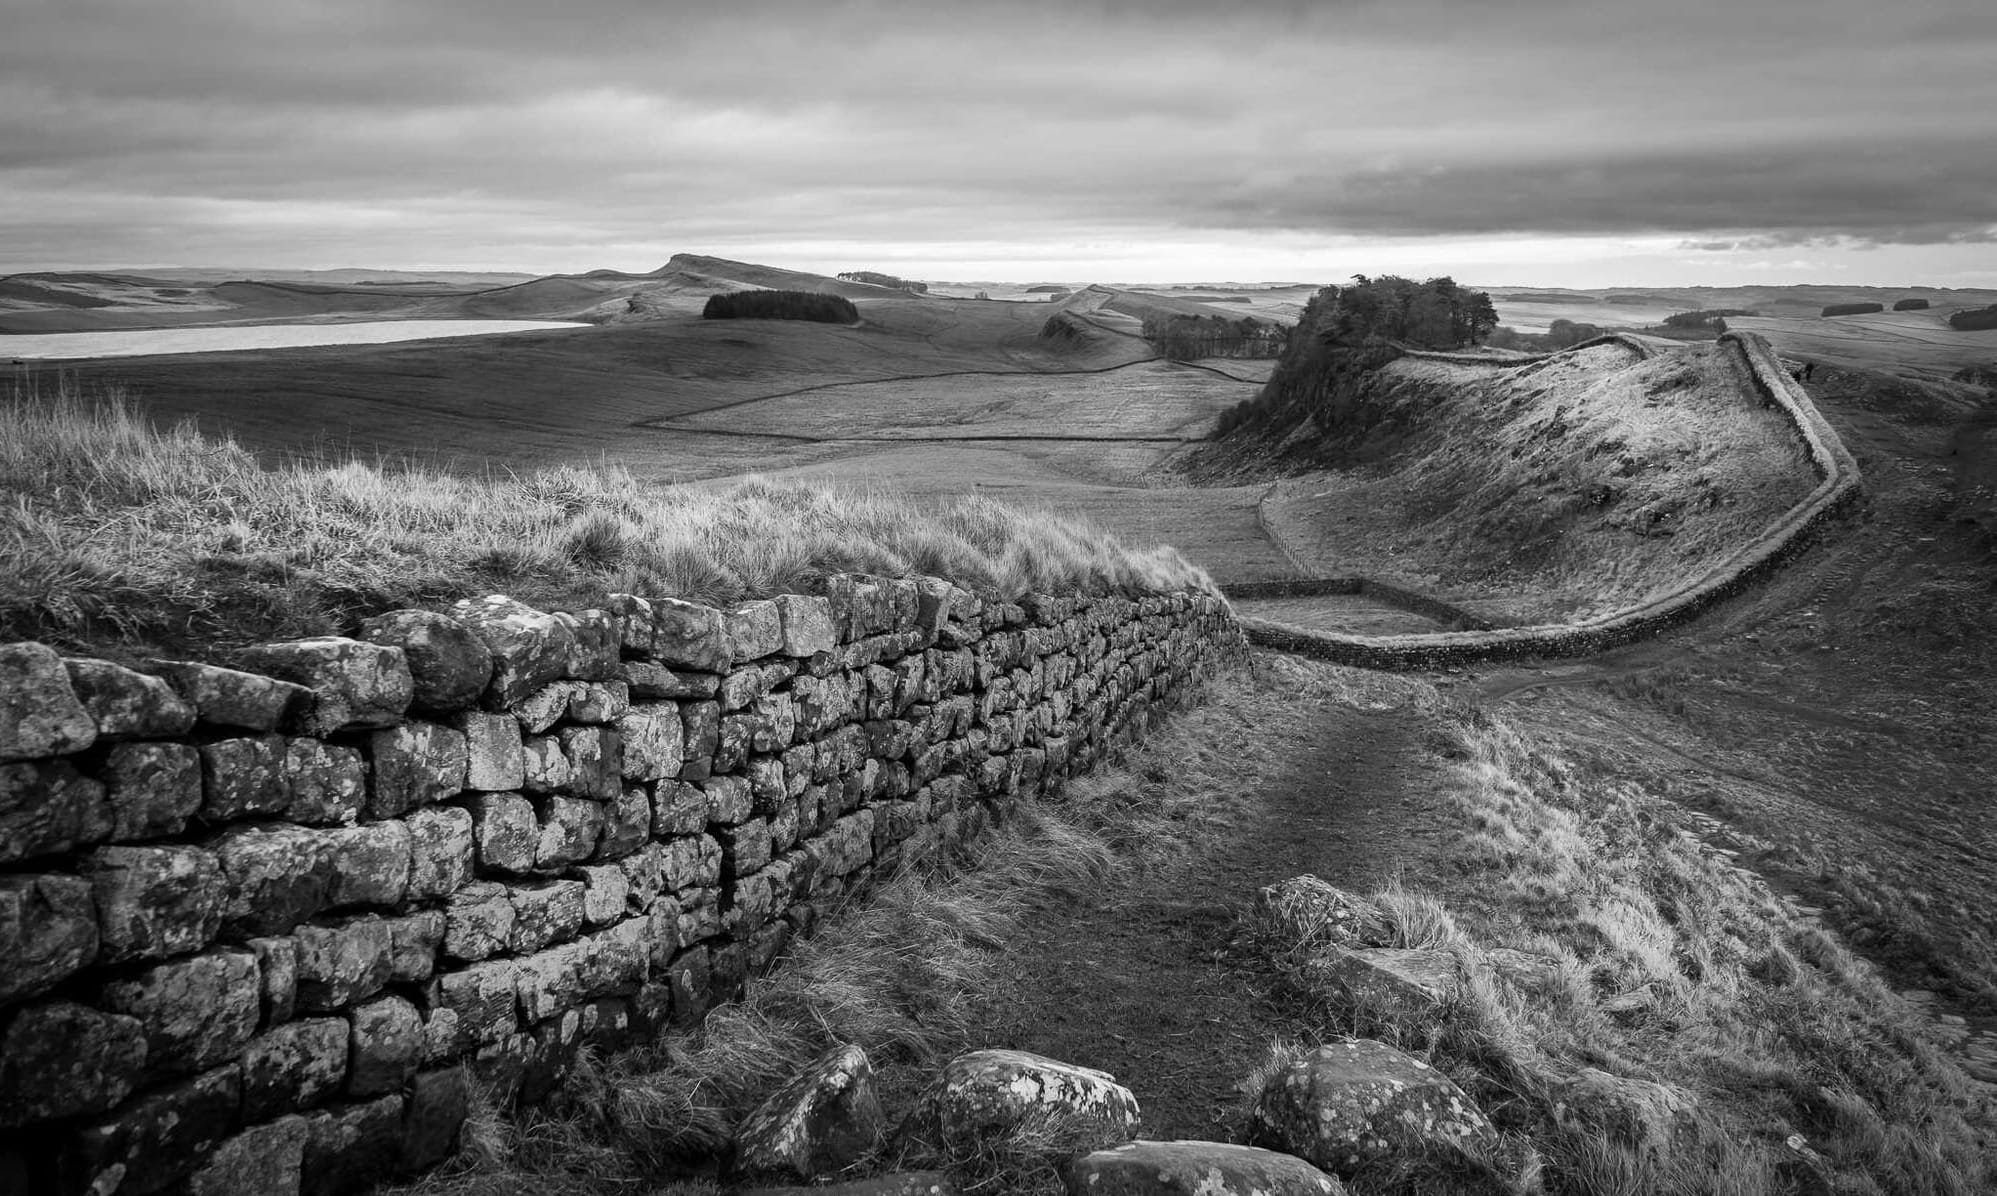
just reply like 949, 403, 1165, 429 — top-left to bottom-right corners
6, 1, 1994, 291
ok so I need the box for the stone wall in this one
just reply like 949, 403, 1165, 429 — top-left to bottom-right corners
1241, 330, 1863, 667
0, 576, 1241, 1195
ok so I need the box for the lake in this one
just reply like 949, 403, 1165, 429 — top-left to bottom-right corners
1, 319, 588, 361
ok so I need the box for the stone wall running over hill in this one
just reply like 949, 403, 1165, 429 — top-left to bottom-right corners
0, 578, 1241, 1196
1241, 331, 1862, 666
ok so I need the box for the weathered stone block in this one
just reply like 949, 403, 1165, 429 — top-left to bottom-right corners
385, 909, 445, 983
464, 791, 537, 873
237, 637, 413, 734
0, 758, 111, 863
0, 1001, 145, 1126
326, 821, 413, 908
241, 1018, 349, 1121
211, 824, 336, 937
437, 960, 520, 1051
283, 737, 368, 826
718, 819, 773, 879
535, 794, 604, 868
749, 757, 787, 811
444, 881, 517, 963
754, 692, 797, 751
721, 660, 791, 712
186, 1112, 308, 1196
726, 599, 785, 665
665, 945, 711, 1027
449, 594, 577, 707
618, 842, 668, 907
651, 596, 730, 672
509, 879, 586, 953
86, 844, 222, 964
401, 1066, 470, 1172
582, 917, 650, 996
625, 660, 720, 699
560, 724, 621, 800
300, 1093, 404, 1196
295, 917, 392, 1012
663, 834, 724, 893
556, 609, 621, 681
515, 939, 591, 1022
907, 1049, 1138, 1159
59, 1063, 240, 1196
359, 609, 492, 714
0, 872, 98, 1004
64, 656, 195, 741
618, 703, 685, 781
1065, 1139, 1344, 1196
200, 733, 290, 821
250, 936, 298, 1026
513, 679, 582, 735
773, 592, 839, 657
681, 698, 720, 779
605, 592, 655, 652
348, 994, 424, 1096
368, 720, 468, 818
151, 659, 309, 732
1246, 1040, 1496, 1177
406, 804, 475, 899
568, 679, 630, 723
521, 733, 573, 793
597, 784, 652, 861
652, 780, 707, 835
702, 773, 754, 826
574, 863, 632, 926
455, 710, 525, 791
96, 948, 258, 1075
0, 641, 96, 761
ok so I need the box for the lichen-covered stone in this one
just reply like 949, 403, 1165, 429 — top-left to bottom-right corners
509, 879, 586, 952
300, 1092, 404, 1196
359, 609, 493, 714
535, 794, 604, 868
719, 819, 773, 878
151, 658, 310, 731
465, 791, 537, 873
681, 698, 721, 779
444, 881, 517, 962
652, 596, 730, 672
0, 641, 96, 760
514, 679, 583, 735
437, 960, 521, 1051
295, 916, 392, 1012
59, 1062, 241, 1196
574, 863, 632, 926
618, 703, 685, 781
1252, 876, 1393, 952
652, 779, 708, 835
522, 733, 574, 793
626, 660, 722, 699
0, 872, 98, 1003
237, 636, 413, 734
560, 724, 622, 799
1304, 947, 1461, 1014
94, 740, 204, 841
556, 608, 621, 681
325, 821, 413, 908
1065, 1140, 1346, 1196
567, 679, 629, 723
368, 720, 468, 817
774, 593, 839, 657
1246, 1040, 1497, 1177
384, 909, 445, 984
0, 758, 111, 863
348, 994, 424, 1096
515, 939, 592, 1022
283, 737, 367, 825
402, 1066, 471, 1171
250, 936, 299, 1026
734, 1043, 885, 1179
906, 1049, 1139, 1157
0, 1001, 145, 1126
663, 833, 725, 893
737, 1172, 957, 1196
241, 1018, 349, 1121
398, 805, 470, 901
1550, 1068, 1703, 1162
727, 599, 785, 664
199, 733, 290, 821
450, 595, 578, 706
211, 824, 337, 937
64, 656, 195, 740
96, 948, 259, 1075
596, 783, 652, 861
186, 1112, 308, 1196
456, 710, 526, 791
86, 844, 223, 964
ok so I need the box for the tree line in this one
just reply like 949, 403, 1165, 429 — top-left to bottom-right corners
836, 271, 927, 293
702, 291, 859, 323
1139, 314, 1289, 361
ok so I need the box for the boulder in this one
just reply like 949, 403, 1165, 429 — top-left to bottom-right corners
1303, 947, 1461, 1015
449, 595, 578, 707
734, 1043, 886, 1179
359, 609, 493, 713
63, 656, 195, 739
0, 641, 96, 760
1551, 1068, 1703, 1161
740, 1174, 956, 1196
1247, 1040, 1495, 1177
150, 658, 310, 731
905, 1049, 1138, 1156
1065, 1140, 1346, 1195
1251, 876, 1391, 952
236, 636, 413, 734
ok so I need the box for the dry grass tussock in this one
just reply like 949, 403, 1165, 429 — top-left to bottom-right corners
393, 666, 1270, 1196
1245, 703, 1995, 1196
0, 383, 1213, 658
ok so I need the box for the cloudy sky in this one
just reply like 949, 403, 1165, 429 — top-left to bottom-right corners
5, 0, 1994, 286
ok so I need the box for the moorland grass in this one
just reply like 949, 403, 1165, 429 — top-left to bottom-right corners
0, 383, 1213, 658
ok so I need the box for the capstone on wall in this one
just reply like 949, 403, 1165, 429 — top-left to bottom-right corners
0, 576, 1241, 1195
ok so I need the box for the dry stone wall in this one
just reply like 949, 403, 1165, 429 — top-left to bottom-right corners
0, 577, 1240, 1196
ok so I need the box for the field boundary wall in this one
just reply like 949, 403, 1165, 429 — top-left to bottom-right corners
1238, 330, 1861, 666
0, 576, 1241, 1195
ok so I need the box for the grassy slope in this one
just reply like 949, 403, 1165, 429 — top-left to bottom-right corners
1258, 340, 1819, 622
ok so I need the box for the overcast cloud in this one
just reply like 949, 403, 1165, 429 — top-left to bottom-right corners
4, 0, 1994, 285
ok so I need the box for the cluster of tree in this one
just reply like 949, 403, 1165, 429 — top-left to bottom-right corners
1950, 306, 1997, 332
1822, 302, 1886, 317
1139, 314, 1289, 360
836, 271, 927, 293
1542, 319, 1610, 349
702, 290, 858, 323
1314, 274, 1499, 348
1663, 308, 1757, 328
1893, 298, 1932, 311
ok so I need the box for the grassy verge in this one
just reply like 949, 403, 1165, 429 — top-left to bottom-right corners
0, 383, 1212, 659
1243, 700, 1995, 1196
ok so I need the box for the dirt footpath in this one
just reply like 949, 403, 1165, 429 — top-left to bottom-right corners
983, 675, 1459, 1138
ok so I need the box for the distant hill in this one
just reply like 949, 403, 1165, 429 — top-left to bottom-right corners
649, 254, 913, 300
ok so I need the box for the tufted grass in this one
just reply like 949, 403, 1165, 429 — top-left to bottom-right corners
0, 381, 1215, 660
1244, 702, 1994, 1196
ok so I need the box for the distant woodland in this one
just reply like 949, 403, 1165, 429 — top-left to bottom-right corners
1949, 306, 1997, 331
1140, 314, 1289, 360
702, 290, 859, 323
836, 271, 927, 293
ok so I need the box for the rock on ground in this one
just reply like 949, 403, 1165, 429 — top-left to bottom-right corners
1246, 1040, 1495, 1177
1251, 876, 1392, 952
1065, 1139, 1347, 1195
733, 1043, 885, 1179
905, 1048, 1139, 1157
